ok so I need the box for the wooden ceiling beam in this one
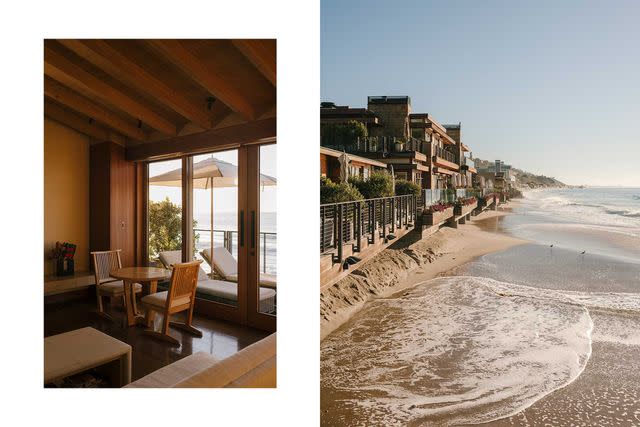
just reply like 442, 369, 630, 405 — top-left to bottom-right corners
44, 45, 177, 136
45, 77, 148, 141
146, 40, 257, 121
45, 99, 126, 145
126, 117, 276, 162
58, 40, 212, 130
231, 40, 276, 86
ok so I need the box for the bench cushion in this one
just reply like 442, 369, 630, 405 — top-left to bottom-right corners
141, 291, 190, 309
197, 279, 275, 301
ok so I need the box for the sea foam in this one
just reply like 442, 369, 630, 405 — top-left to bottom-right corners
321, 276, 595, 426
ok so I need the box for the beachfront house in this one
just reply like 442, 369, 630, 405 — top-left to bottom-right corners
475, 159, 514, 190
44, 39, 276, 388
443, 123, 476, 190
320, 96, 477, 193
320, 146, 388, 181
320, 96, 431, 186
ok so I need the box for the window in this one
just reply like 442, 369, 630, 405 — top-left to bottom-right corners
258, 144, 277, 316
147, 159, 182, 267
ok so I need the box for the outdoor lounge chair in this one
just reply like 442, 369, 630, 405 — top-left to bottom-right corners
91, 250, 142, 321
158, 251, 276, 313
200, 247, 277, 289
141, 260, 202, 346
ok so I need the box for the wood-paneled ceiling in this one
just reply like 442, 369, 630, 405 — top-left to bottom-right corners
44, 39, 276, 150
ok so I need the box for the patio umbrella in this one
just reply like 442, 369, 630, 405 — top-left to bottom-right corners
389, 164, 395, 195
338, 151, 350, 184
149, 156, 276, 269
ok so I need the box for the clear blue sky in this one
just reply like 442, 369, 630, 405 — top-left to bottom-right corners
321, 0, 640, 186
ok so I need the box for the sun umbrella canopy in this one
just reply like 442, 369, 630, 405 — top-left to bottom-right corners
149, 157, 277, 189
338, 151, 350, 184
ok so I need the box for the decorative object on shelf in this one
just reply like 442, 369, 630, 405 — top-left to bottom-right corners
50, 241, 76, 276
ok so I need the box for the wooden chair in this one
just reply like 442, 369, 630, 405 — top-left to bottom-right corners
141, 260, 203, 346
90, 250, 141, 321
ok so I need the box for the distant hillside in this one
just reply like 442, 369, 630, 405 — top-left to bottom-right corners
512, 169, 566, 189
474, 159, 566, 189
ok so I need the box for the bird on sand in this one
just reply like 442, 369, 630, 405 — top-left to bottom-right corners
550, 244, 554, 247
580, 251, 586, 254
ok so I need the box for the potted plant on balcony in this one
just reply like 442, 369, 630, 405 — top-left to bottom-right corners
421, 201, 454, 226
393, 138, 405, 152
50, 241, 76, 276
454, 196, 478, 215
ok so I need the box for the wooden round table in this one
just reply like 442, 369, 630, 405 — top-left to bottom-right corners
110, 267, 170, 327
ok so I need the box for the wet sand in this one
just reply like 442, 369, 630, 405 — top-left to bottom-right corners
321, 199, 640, 426
457, 205, 640, 426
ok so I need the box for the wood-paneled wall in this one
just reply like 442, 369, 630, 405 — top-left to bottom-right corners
90, 141, 137, 267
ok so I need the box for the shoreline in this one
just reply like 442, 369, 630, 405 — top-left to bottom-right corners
320, 204, 526, 340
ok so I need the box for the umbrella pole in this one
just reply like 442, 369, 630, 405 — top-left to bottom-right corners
210, 184, 214, 277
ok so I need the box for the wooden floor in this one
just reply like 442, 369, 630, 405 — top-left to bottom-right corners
44, 293, 270, 382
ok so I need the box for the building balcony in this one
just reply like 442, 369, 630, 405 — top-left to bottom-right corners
430, 146, 459, 171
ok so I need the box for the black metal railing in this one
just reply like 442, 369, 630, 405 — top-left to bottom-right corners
324, 136, 429, 157
432, 146, 458, 163
320, 194, 418, 264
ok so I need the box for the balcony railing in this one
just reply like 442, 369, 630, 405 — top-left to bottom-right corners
324, 136, 429, 156
320, 189, 495, 266
432, 146, 458, 164
320, 194, 418, 264
193, 228, 277, 274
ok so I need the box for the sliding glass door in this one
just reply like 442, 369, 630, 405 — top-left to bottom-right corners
191, 150, 239, 309
143, 145, 276, 332
246, 144, 277, 330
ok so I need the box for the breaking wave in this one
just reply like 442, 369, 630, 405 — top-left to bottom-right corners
321, 276, 640, 425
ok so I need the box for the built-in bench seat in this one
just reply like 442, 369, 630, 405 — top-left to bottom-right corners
126, 333, 276, 388
157, 251, 276, 313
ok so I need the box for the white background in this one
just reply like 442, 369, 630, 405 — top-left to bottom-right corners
0, 0, 320, 425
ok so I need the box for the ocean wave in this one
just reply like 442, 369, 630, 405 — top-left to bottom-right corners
605, 208, 640, 218
321, 277, 596, 426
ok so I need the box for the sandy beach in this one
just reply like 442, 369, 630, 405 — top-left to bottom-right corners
321, 207, 526, 340
321, 192, 640, 426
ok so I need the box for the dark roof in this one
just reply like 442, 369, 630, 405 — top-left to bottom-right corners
367, 95, 411, 105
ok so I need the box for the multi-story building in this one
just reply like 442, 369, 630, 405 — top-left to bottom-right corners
475, 159, 513, 189
320, 146, 387, 182
320, 102, 381, 134
319, 96, 474, 190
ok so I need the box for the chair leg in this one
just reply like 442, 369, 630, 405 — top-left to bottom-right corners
95, 292, 115, 321
170, 306, 202, 337
143, 312, 179, 346
130, 288, 139, 316
162, 312, 171, 336
96, 291, 104, 314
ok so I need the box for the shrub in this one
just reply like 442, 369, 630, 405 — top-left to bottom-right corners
320, 120, 368, 150
148, 197, 199, 261
320, 176, 364, 204
350, 171, 394, 199
456, 197, 477, 206
424, 202, 454, 213
395, 179, 421, 196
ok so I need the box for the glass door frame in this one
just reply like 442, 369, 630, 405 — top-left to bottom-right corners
141, 144, 275, 331
245, 144, 276, 332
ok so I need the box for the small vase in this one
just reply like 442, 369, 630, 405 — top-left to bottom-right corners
55, 258, 65, 276
55, 258, 74, 276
